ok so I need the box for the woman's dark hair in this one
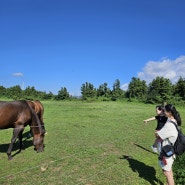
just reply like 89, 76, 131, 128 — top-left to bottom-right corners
165, 104, 182, 126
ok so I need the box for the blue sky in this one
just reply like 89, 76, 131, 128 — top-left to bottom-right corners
1, 0, 185, 96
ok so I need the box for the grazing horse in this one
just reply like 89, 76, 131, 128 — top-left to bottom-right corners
0, 100, 45, 160
26, 100, 46, 135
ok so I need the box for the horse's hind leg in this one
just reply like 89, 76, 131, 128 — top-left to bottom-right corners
7, 127, 24, 160
18, 129, 25, 150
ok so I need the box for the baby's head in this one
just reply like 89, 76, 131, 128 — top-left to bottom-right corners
156, 105, 165, 115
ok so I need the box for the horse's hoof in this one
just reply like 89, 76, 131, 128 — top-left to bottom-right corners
22, 145, 26, 150
8, 156, 13, 160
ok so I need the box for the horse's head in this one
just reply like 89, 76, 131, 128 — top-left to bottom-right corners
33, 132, 45, 152
28, 101, 46, 152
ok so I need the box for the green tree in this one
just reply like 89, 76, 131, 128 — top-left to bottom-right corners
41, 91, 54, 100
126, 77, 147, 100
111, 79, 124, 101
55, 87, 69, 100
6, 85, 22, 99
81, 82, 97, 100
0, 86, 6, 97
173, 76, 185, 100
97, 83, 111, 97
23, 86, 38, 99
146, 76, 172, 104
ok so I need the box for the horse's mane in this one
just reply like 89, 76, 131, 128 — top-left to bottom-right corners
28, 103, 44, 135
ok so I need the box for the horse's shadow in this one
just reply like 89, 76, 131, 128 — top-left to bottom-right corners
120, 155, 163, 185
22, 130, 33, 139
0, 131, 33, 158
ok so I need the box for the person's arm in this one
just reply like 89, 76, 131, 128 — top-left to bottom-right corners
155, 131, 161, 139
143, 116, 156, 124
157, 122, 176, 141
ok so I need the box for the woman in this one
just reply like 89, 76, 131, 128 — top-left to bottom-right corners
156, 104, 181, 185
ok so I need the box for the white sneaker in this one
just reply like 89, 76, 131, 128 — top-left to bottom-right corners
151, 146, 158, 153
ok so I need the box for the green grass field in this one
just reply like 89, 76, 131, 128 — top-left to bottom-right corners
0, 101, 185, 184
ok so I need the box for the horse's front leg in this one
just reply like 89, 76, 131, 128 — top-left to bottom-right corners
27, 128, 33, 139
7, 127, 24, 160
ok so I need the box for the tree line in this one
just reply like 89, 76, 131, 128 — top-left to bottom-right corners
0, 76, 185, 105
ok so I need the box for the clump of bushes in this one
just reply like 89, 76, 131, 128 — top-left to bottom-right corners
173, 153, 185, 184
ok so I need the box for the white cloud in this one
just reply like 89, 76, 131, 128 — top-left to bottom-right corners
12, 72, 23, 77
121, 83, 128, 91
138, 55, 185, 84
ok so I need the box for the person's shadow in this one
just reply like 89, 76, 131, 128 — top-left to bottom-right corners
120, 155, 163, 185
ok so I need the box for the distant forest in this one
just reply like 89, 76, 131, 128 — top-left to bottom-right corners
1, 76, 185, 105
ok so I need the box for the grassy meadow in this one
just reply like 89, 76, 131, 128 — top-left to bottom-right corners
0, 100, 185, 185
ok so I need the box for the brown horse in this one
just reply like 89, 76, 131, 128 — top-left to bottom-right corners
0, 100, 45, 160
26, 100, 46, 135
